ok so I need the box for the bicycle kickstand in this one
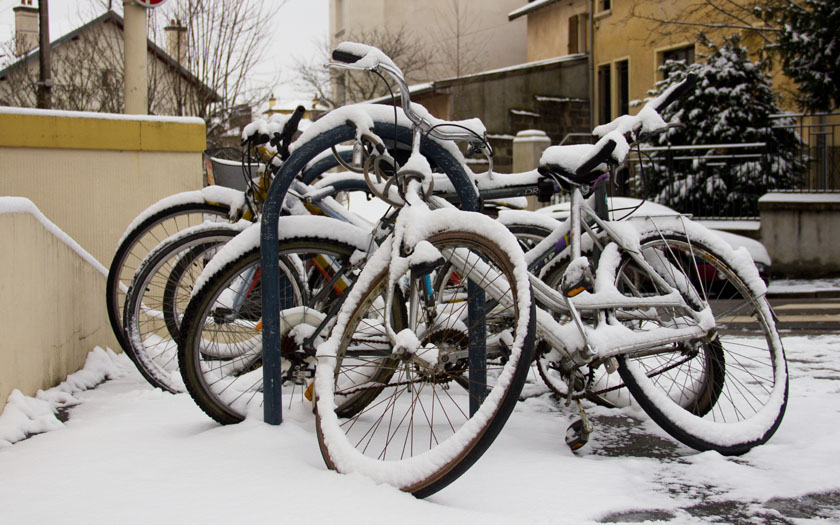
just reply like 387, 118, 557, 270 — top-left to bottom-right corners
565, 400, 594, 452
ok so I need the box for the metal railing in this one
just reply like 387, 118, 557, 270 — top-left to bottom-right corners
771, 112, 840, 192
552, 113, 840, 218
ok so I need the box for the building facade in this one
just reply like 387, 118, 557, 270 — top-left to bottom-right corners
330, 0, 528, 84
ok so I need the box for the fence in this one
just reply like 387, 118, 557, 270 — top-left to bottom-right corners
602, 112, 840, 219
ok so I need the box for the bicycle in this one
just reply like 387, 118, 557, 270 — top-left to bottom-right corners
306, 42, 787, 496
116, 109, 475, 392
106, 108, 307, 363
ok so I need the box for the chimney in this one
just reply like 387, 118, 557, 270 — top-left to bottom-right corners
13, 0, 39, 56
164, 19, 187, 64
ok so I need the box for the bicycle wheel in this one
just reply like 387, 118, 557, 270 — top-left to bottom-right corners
315, 224, 535, 498
178, 237, 363, 425
615, 231, 787, 455
107, 190, 243, 358
123, 224, 244, 392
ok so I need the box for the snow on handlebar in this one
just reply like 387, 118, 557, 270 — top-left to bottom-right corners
331, 42, 401, 73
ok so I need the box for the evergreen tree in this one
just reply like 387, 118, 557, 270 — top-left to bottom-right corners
643, 35, 804, 217
761, 0, 840, 112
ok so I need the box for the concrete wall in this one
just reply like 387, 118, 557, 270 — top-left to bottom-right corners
759, 193, 840, 278
415, 55, 590, 171
0, 205, 119, 413
0, 108, 206, 266
0, 108, 205, 414
437, 56, 588, 133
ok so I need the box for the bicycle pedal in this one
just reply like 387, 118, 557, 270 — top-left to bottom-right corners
565, 418, 590, 451
561, 258, 594, 297
408, 240, 445, 280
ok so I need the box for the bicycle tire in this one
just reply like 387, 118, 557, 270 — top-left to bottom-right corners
315, 223, 535, 498
178, 236, 367, 425
123, 224, 245, 392
615, 230, 787, 455
107, 198, 237, 358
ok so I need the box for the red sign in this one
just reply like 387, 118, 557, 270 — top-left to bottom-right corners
134, 0, 168, 7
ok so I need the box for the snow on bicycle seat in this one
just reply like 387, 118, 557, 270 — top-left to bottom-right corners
538, 142, 612, 186
538, 124, 635, 187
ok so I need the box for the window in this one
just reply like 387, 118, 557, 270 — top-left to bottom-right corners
599, 0, 611, 12
662, 45, 695, 66
616, 60, 629, 116
598, 64, 611, 125
568, 13, 587, 54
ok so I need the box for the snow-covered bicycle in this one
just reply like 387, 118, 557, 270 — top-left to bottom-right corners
307, 43, 788, 496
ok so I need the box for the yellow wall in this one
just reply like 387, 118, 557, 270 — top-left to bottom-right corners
526, 0, 588, 62
0, 109, 206, 266
591, 1, 700, 120
520, 0, 812, 121
0, 109, 205, 414
0, 209, 119, 413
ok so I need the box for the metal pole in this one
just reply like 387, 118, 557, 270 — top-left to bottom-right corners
588, 0, 595, 132
124, 1, 148, 114
36, 0, 51, 109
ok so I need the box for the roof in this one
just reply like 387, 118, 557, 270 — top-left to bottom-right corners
508, 0, 563, 21
0, 10, 221, 103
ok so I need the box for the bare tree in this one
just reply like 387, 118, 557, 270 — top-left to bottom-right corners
432, 0, 487, 79
154, 0, 283, 142
295, 26, 433, 108
626, 0, 781, 47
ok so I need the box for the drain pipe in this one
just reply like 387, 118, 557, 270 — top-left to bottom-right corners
588, 0, 595, 131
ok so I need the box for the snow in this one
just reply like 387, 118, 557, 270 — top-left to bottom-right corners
117, 187, 247, 247
0, 197, 107, 276
333, 41, 400, 72
508, 0, 560, 20
768, 277, 840, 295
189, 215, 373, 299
0, 106, 205, 125
758, 192, 840, 204
2, 334, 839, 523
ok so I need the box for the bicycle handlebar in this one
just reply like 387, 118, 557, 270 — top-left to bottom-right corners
329, 42, 490, 151
331, 48, 365, 65
271, 105, 306, 160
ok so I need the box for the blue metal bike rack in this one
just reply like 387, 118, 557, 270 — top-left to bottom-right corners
259, 122, 482, 425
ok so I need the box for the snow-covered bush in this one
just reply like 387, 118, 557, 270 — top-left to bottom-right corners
641, 35, 804, 217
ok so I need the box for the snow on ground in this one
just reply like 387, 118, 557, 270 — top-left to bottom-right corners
1, 335, 839, 524
769, 278, 840, 294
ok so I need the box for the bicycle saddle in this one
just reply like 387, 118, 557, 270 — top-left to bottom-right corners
537, 139, 617, 187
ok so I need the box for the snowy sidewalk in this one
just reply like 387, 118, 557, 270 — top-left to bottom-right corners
2, 335, 840, 523
767, 277, 840, 298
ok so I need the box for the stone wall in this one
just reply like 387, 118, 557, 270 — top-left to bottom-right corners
759, 193, 840, 277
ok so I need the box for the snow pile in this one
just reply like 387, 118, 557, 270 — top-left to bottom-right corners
0, 347, 130, 447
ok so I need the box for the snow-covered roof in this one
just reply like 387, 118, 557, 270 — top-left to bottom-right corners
508, 0, 562, 21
